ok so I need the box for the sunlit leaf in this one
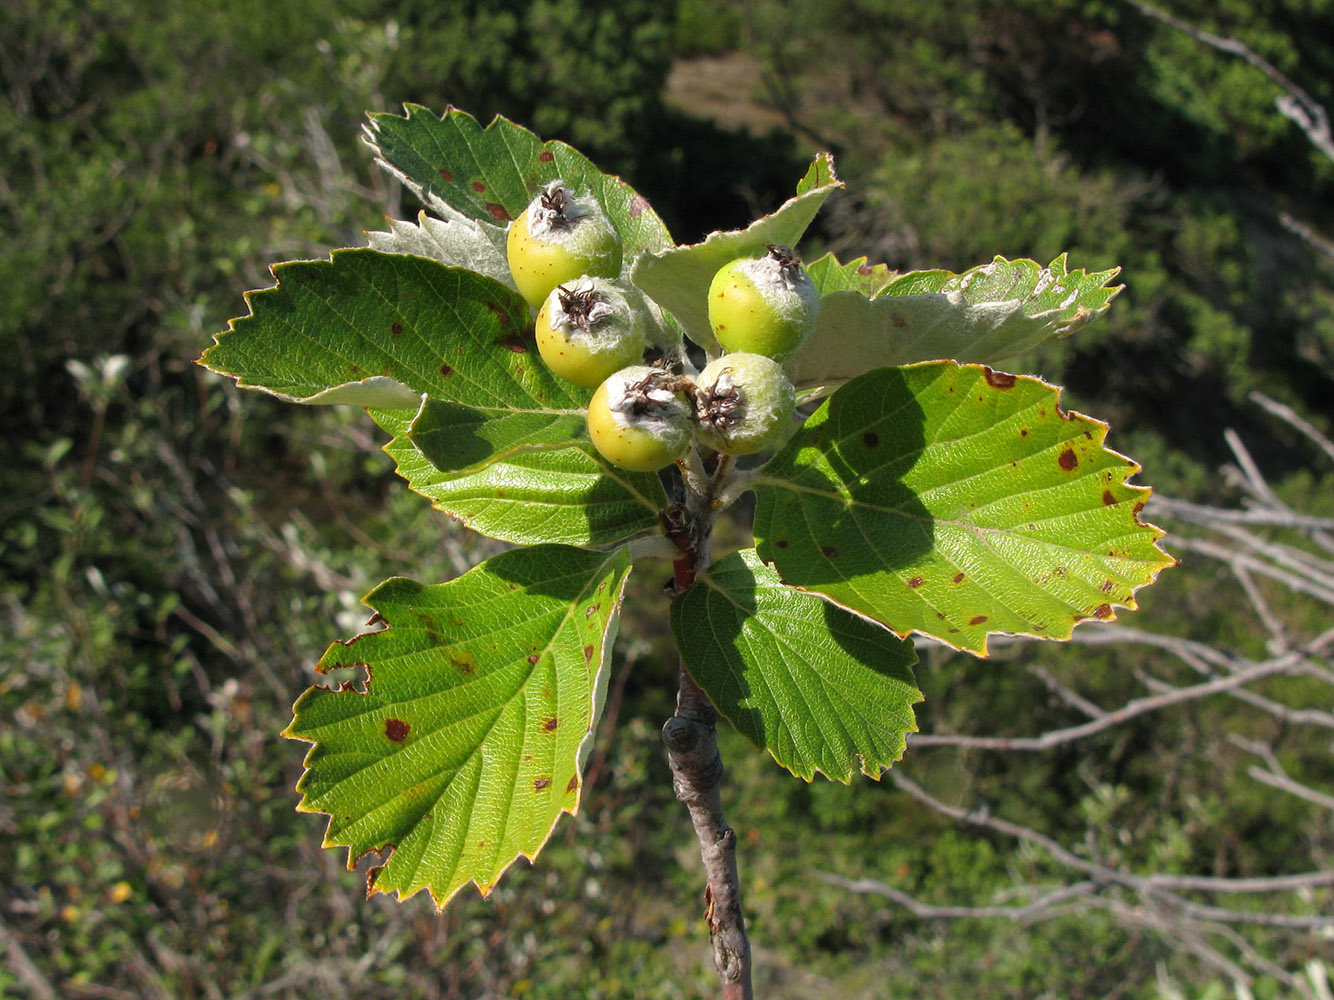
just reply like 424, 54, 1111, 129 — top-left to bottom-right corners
786, 254, 1122, 392
372, 408, 666, 547
367, 211, 512, 289
754, 362, 1174, 655
364, 105, 673, 258
286, 545, 632, 908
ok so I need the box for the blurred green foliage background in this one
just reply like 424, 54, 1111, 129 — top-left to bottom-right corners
2, 0, 1332, 997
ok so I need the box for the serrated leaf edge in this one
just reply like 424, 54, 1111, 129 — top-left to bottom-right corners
680, 552, 921, 783
282, 548, 633, 909
755, 363, 1177, 657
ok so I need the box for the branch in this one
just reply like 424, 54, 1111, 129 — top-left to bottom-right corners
664, 667, 752, 999
888, 772, 1334, 904
1122, 0, 1334, 162
908, 650, 1313, 751
661, 463, 753, 1000
821, 873, 1101, 923
0, 913, 57, 1000
1146, 495, 1334, 532
1229, 735, 1334, 813
1249, 390, 1334, 467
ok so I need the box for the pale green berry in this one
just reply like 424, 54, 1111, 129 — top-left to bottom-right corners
707, 245, 819, 361
587, 365, 694, 472
535, 278, 651, 389
694, 353, 796, 455
507, 180, 623, 308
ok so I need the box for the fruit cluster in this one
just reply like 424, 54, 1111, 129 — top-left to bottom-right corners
506, 183, 818, 472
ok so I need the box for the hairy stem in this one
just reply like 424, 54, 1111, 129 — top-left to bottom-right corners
661, 457, 753, 999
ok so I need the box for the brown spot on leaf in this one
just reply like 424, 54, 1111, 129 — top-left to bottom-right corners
968, 615, 988, 626
890, 313, 907, 329
776, 539, 789, 549
1058, 449, 1078, 471
952, 572, 965, 583
452, 654, 476, 675
585, 603, 600, 619
566, 775, 579, 793
471, 180, 486, 192
583, 644, 594, 662
1020, 428, 1029, 437
1100, 580, 1115, 593
415, 613, 441, 645
821, 546, 838, 558
384, 718, 410, 742
534, 777, 551, 792
439, 168, 454, 182
1102, 490, 1116, 505
390, 321, 403, 337
527, 654, 540, 664
543, 717, 559, 732
538, 150, 554, 163
1093, 604, 1113, 619
858, 263, 874, 275
485, 202, 511, 222
983, 367, 1016, 389
863, 430, 880, 448
499, 334, 528, 354
907, 576, 924, 588
440, 363, 453, 376
1133, 501, 1145, 516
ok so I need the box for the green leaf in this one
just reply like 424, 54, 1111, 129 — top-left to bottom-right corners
785, 254, 1123, 393
367, 211, 512, 290
406, 395, 590, 477
203, 250, 604, 474
203, 249, 536, 402
372, 408, 667, 547
805, 251, 897, 297
753, 362, 1174, 656
365, 105, 673, 258
630, 152, 843, 352
794, 150, 840, 196
671, 550, 920, 782
285, 545, 633, 908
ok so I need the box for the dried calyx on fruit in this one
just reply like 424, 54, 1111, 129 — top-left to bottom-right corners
707, 244, 819, 361
694, 352, 796, 456
586, 364, 695, 472
507, 180, 623, 308
535, 278, 651, 389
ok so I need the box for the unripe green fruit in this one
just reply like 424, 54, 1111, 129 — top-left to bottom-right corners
707, 244, 819, 361
535, 278, 651, 389
507, 180, 623, 308
587, 365, 694, 472
694, 353, 796, 456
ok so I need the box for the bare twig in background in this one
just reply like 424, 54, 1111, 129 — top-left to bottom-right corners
1122, 0, 1334, 163
0, 913, 58, 1000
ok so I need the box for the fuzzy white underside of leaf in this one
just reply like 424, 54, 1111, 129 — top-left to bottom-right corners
367, 211, 513, 289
